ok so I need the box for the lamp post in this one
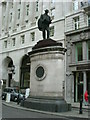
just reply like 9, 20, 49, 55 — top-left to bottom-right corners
11, 65, 15, 87
11, 65, 15, 74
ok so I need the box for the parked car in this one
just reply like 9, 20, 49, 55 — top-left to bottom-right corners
2, 87, 24, 102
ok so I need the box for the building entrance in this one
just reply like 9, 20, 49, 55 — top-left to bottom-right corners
8, 59, 14, 87
74, 72, 83, 102
74, 71, 90, 102
20, 55, 30, 89
86, 71, 90, 92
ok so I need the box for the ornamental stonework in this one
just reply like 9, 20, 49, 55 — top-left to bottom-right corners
80, 32, 86, 40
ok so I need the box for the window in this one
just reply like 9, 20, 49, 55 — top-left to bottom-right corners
74, 17, 79, 30
36, 0, 39, 12
87, 41, 90, 60
51, 9, 55, 20
88, 15, 90, 26
18, 9, 20, 19
11, 2, 13, 8
4, 41, 7, 48
3, 16, 5, 26
21, 35, 25, 44
10, 13, 12, 22
73, 0, 79, 11
76, 43, 83, 61
26, 4, 29, 16
19, 0, 21, 4
31, 32, 35, 41
88, 0, 90, 5
51, 0, 55, 3
50, 26, 54, 37
20, 55, 30, 88
12, 38, 15, 46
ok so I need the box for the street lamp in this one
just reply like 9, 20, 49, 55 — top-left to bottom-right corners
11, 65, 15, 74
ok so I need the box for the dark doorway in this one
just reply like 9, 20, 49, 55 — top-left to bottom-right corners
8, 74, 12, 87
8, 60, 13, 87
74, 72, 83, 102
20, 55, 30, 89
77, 72, 83, 101
77, 83, 83, 101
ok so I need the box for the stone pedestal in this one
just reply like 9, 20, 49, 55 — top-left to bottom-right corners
22, 39, 71, 112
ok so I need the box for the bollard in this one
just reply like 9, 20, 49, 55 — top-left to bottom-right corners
79, 98, 83, 114
6, 93, 11, 103
21, 95, 25, 106
17, 93, 20, 105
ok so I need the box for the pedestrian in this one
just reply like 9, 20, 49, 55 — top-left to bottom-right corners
84, 90, 88, 106
38, 9, 52, 39
17, 92, 20, 105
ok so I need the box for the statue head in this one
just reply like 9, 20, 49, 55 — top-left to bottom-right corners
45, 9, 49, 14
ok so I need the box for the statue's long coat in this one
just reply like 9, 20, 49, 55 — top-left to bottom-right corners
38, 13, 51, 31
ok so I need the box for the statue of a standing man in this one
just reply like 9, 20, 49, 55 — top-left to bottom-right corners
38, 9, 52, 39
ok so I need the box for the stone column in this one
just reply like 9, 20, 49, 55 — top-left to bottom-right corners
66, 72, 72, 103
83, 41, 87, 61
5, 2, 10, 31
71, 44, 75, 63
75, 73, 78, 102
20, 2, 25, 26
71, 73, 74, 102
12, 1, 17, 30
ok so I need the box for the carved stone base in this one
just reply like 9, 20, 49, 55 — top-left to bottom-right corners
21, 96, 71, 112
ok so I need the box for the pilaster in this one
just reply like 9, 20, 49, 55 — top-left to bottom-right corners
20, 2, 25, 26
5, 1, 10, 31
83, 41, 87, 61
12, 1, 17, 30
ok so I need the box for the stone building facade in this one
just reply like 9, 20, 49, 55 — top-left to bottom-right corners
0, 0, 90, 103
65, 1, 90, 102
0, 0, 69, 90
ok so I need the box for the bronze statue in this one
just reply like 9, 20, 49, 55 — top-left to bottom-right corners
38, 9, 52, 39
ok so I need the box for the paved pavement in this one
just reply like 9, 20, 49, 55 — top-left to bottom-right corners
1, 100, 89, 119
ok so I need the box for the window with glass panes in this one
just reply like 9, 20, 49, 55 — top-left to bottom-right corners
4, 41, 7, 48
51, 9, 55, 20
73, 0, 79, 10
31, 32, 35, 41
10, 13, 12, 22
18, 9, 20, 19
12, 38, 15, 46
3, 16, 5, 26
87, 41, 90, 60
88, 15, 90, 26
76, 43, 83, 61
51, 0, 55, 3
74, 17, 79, 30
50, 26, 54, 37
26, 4, 29, 16
21, 35, 25, 44
36, 0, 39, 12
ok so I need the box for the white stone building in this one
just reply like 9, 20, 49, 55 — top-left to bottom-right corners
0, 0, 90, 103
